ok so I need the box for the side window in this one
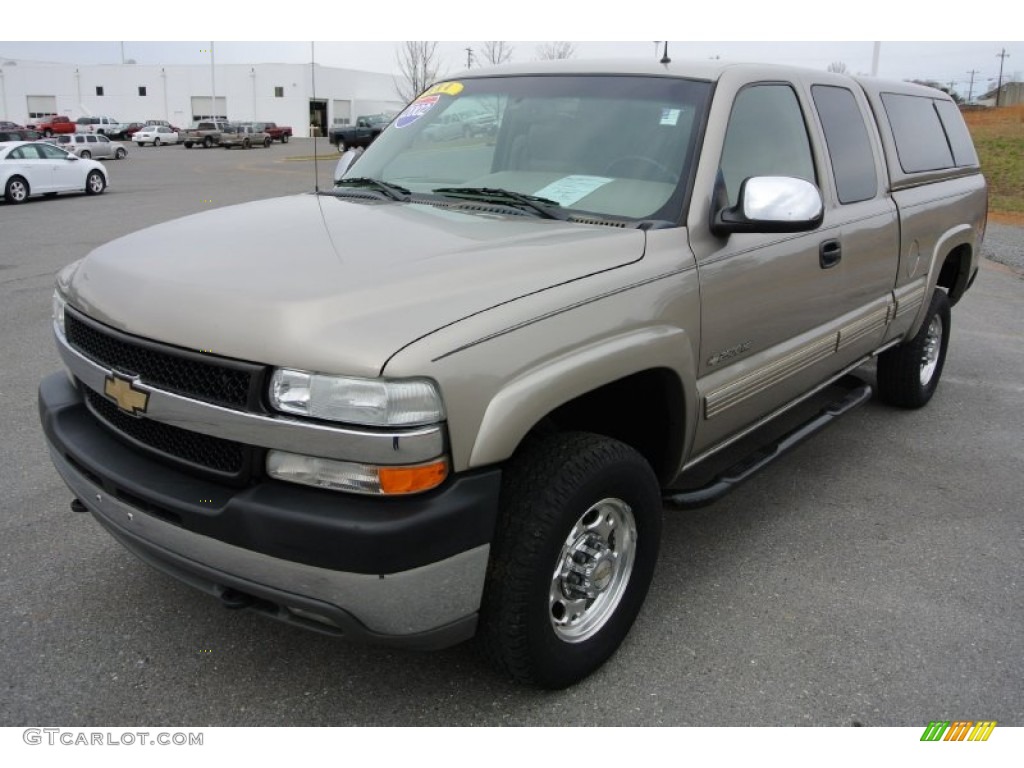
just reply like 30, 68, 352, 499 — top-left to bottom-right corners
86, 135, 98, 143
934, 100, 979, 167
720, 84, 816, 207
811, 85, 878, 204
881, 93, 954, 173
98, 136, 110, 144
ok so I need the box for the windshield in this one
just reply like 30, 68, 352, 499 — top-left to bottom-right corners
346, 74, 711, 222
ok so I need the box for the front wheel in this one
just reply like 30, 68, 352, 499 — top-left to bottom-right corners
154, 138, 161, 147
264, 137, 272, 148
115, 148, 126, 159
183, 141, 193, 148
478, 432, 662, 688
85, 170, 106, 196
281, 134, 289, 143
876, 289, 951, 408
79, 150, 92, 159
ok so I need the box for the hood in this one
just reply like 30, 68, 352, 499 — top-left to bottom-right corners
65, 194, 645, 377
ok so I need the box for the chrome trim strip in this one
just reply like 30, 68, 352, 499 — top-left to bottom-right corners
895, 283, 926, 318
705, 335, 837, 419
838, 306, 889, 351
56, 329, 445, 465
50, 446, 487, 636
685, 354, 876, 471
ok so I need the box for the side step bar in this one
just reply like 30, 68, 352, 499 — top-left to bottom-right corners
663, 376, 873, 509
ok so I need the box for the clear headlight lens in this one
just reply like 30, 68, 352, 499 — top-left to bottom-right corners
52, 291, 66, 336
267, 451, 448, 496
269, 369, 444, 427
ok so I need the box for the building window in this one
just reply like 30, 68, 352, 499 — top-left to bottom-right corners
96, 86, 104, 96
274, 87, 284, 98
139, 86, 147, 97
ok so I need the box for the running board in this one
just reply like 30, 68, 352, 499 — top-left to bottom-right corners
663, 376, 873, 509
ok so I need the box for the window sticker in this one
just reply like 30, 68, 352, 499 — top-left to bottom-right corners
395, 95, 441, 129
534, 175, 614, 207
660, 108, 681, 126
422, 82, 465, 98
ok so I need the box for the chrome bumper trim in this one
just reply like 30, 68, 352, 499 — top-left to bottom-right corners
50, 445, 487, 636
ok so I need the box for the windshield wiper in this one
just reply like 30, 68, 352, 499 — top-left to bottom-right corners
332, 177, 411, 202
431, 187, 570, 220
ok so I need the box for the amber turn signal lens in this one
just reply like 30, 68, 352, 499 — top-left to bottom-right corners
378, 460, 448, 495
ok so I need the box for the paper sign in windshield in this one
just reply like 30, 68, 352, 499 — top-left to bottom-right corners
534, 175, 614, 207
396, 95, 440, 128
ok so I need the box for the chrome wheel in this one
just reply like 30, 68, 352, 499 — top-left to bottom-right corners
549, 497, 637, 643
86, 171, 105, 195
6, 177, 29, 203
919, 315, 943, 386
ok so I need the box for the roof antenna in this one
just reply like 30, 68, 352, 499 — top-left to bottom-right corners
311, 41, 320, 193
660, 41, 671, 65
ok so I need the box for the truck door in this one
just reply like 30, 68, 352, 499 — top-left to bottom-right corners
686, 76, 894, 457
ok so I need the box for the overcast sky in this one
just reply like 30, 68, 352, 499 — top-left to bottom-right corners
4, 3, 1019, 99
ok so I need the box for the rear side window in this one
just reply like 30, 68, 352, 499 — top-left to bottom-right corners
881, 93, 954, 173
811, 85, 878, 204
934, 100, 979, 167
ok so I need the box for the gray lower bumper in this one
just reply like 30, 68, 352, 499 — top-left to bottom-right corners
50, 446, 487, 649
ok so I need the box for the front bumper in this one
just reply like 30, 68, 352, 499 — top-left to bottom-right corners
40, 372, 501, 648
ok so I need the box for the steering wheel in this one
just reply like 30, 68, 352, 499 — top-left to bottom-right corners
603, 155, 677, 183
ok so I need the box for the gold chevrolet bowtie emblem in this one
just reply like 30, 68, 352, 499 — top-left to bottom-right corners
104, 374, 150, 415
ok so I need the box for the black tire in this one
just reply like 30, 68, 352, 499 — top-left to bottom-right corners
263, 137, 271, 148
203, 136, 213, 149
154, 138, 161, 147
876, 289, 951, 409
44, 130, 53, 138
4, 175, 30, 203
184, 142, 193, 148
115, 148, 126, 159
85, 170, 106, 196
478, 432, 662, 689
281, 133, 289, 143
79, 150, 91, 159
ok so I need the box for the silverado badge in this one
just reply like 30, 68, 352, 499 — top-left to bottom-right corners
103, 374, 149, 415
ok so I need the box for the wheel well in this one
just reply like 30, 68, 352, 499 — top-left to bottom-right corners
530, 369, 684, 485
936, 244, 973, 306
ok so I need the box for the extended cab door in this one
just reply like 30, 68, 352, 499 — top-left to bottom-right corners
686, 71, 897, 458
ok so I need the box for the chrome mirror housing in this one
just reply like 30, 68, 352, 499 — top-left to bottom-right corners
713, 176, 824, 235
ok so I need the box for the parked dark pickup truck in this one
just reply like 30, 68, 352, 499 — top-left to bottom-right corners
328, 113, 391, 151
254, 122, 292, 143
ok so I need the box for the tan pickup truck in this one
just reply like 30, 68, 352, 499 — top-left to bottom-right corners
40, 60, 986, 688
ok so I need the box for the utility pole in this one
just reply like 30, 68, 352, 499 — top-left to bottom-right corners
465, 47, 474, 69
947, 79, 957, 96
210, 42, 216, 120
995, 48, 1009, 106
871, 42, 881, 77
966, 69, 979, 103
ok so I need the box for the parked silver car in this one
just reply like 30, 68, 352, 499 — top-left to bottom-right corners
49, 133, 127, 160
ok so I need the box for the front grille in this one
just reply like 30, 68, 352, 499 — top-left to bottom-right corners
85, 388, 252, 480
65, 310, 261, 410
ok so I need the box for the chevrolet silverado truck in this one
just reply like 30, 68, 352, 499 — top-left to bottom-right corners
28, 115, 76, 137
40, 61, 986, 689
181, 120, 229, 148
328, 113, 391, 151
254, 122, 293, 143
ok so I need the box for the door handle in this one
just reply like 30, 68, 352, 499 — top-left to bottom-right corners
819, 239, 842, 269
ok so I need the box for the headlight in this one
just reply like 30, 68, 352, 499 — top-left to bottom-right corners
52, 291, 66, 336
267, 451, 448, 496
269, 369, 444, 427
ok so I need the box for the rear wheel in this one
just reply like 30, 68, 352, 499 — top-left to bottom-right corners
115, 148, 126, 159
184, 141, 193, 148
79, 150, 92, 159
281, 134, 289, 143
154, 138, 161, 147
85, 170, 106, 196
478, 432, 662, 688
877, 289, 951, 408
4, 176, 29, 203
202, 136, 213, 149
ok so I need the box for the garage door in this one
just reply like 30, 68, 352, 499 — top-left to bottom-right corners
27, 95, 57, 120
190, 96, 227, 121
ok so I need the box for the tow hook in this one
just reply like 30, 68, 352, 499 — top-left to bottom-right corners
70, 498, 88, 513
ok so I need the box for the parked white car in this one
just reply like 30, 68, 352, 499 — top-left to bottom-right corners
132, 125, 180, 147
49, 133, 127, 160
1, 141, 108, 203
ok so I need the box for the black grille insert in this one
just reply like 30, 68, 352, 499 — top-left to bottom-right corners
85, 388, 250, 479
65, 310, 262, 410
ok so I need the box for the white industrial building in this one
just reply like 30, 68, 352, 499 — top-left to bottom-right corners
0, 57, 406, 136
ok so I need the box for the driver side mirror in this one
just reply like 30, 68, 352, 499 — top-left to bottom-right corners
712, 176, 823, 236
333, 147, 364, 184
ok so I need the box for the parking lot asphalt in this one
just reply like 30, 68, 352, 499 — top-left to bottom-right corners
1, 141, 1022, 726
